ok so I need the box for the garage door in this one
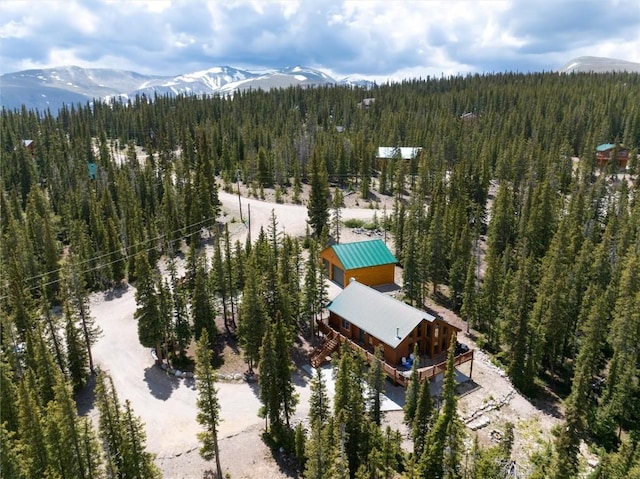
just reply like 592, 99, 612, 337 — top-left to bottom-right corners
332, 265, 344, 287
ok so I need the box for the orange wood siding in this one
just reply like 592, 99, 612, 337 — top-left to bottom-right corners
343, 264, 395, 287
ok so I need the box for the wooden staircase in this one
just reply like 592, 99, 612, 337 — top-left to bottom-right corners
309, 333, 340, 368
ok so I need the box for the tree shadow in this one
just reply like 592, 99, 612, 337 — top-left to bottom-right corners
143, 366, 180, 400
529, 383, 564, 419
75, 372, 98, 416
261, 431, 301, 478
103, 283, 130, 302
248, 379, 261, 400
218, 329, 240, 355
373, 282, 401, 294
291, 370, 309, 388
184, 376, 196, 391
456, 378, 481, 398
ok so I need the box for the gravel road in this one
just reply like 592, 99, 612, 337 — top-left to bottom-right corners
86, 191, 381, 477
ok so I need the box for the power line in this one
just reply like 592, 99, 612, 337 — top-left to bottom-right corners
1, 214, 220, 302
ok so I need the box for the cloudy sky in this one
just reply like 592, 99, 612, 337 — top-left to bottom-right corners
1, 0, 639, 80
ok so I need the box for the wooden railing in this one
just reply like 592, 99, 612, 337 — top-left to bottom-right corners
309, 331, 340, 368
313, 320, 474, 387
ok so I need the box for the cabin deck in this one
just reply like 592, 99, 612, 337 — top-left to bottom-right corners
310, 320, 474, 387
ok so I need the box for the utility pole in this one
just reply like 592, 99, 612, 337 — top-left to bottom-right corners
247, 203, 251, 244
237, 169, 244, 223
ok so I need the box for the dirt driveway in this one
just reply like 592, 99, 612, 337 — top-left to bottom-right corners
87, 192, 382, 478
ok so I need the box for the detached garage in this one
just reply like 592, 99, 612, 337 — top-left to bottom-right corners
320, 239, 397, 288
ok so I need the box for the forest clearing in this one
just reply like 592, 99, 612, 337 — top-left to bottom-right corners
82, 189, 560, 478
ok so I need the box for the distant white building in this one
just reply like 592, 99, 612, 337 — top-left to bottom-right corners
376, 146, 422, 161
357, 97, 376, 108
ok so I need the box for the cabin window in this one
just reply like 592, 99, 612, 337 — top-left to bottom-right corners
434, 325, 439, 338
416, 324, 422, 337
341, 318, 351, 330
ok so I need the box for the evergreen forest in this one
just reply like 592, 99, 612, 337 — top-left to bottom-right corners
1, 71, 640, 478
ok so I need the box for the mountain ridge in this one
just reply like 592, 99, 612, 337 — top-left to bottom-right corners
3, 56, 639, 112
0, 64, 375, 112
559, 56, 640, 74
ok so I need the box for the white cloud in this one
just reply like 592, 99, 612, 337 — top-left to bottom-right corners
0, 19, 30, 39
0, 0, 638, 77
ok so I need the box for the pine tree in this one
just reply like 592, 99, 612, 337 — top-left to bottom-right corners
0, 351, 19, 433
294, 422, 307, 472
305, 415, 334, 479
403, 223, 421, 306
529, 218, 573, 373
223, 225, 238, 331
0, 422, 28, 479
308, 148, 330, 237
121, 399, 160, 478
550, 287, 608, 478
404, 344, 421, 425
259, 318, 279, 432
96, 372, 160, 478
367, 347, 385, 426
191, 253, 217, 348
65, 257, 102, 373
460, 254, 477, 333
64, 299, 90, 391
412, 374, 434, 458
309, 366, 330, 425
502, 253, 538, 394
195, 329, 223, 479
468, 423, 514, 479
417, 337, 464, 479
16, 376, 49, 477
134, 254, 164, 363
595, 251, 640, 448
39, 282, 67, 376
333, 344, 368, 476
212, 232, 231, 334
331, 187, 343, 243
303, 240, 319, 336
476, 250, 502, 351
273, 311, 298, 431
44, 377, 104, 479
238, 253, 267, 372
168, 255, 191, 358
423, 185, 448, 295
24, 322, 59, 406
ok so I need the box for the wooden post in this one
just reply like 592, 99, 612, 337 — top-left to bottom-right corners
237, 169, 244, 223
469, 350, 474, 380
247, 203, 251, 244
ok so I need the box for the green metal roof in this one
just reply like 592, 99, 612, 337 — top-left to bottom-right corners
596, 143, 615, 151
330, 239, 397, 270
327, 281, 435, 349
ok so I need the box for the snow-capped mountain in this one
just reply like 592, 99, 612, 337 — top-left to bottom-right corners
0, 64, 374, 112
559, 56, 640, 74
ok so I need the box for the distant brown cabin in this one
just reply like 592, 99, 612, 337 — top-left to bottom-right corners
596, 143, 629, 169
